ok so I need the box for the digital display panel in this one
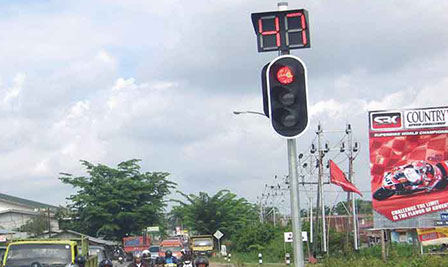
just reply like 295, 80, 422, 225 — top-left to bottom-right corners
251, 9, 310, 52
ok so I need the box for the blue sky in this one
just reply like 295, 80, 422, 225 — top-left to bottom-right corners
0, 0, 447, 212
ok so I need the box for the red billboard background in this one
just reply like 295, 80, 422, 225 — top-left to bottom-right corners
369, 107, 448, 222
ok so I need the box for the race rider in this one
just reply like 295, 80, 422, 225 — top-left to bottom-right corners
180, 249, 193, 263
142, 250, 152, 265
100, 260, 113, 267
154, 257, 165, 267
194, 256, 209, 267
128, 252, 150, 267
164, 250, 178, 265
389, 161, 447, 192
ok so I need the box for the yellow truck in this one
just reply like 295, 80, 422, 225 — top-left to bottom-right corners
1, 238, 97, 267
190, 235, 214, 256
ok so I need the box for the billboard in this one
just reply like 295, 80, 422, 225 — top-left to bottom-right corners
417, 228, 448, 246
369, 106, 448, 225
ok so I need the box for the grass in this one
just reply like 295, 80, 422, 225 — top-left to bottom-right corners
211, 243, 448, 267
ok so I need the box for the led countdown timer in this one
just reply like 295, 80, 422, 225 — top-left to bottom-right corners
251, 9, 310, 52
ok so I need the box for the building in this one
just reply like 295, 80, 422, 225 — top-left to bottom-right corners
0, 193, 59, 231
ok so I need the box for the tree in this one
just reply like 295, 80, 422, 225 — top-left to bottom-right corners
59, 159, 175, 240
231, 221, 281, 252
333, 199, 373, 215
170, 190, 257, 238
18, 212, 50, 236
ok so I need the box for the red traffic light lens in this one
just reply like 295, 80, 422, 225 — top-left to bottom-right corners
277, 66, 294, 84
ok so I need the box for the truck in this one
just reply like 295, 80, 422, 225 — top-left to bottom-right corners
159, 239, 184, 259
123, 236, 151, 260
189, 235, 214, 256
1, 237, 97, 267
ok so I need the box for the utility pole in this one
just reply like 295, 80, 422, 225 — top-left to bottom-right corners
258, 196, 264, 223
347, 124, 359, 250
317, 123, 327, 253
48, 208, 51, 238
313, 140, 320, 254
273, 207, 276, 227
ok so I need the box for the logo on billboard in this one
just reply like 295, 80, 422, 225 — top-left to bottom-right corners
370, 112, 402, 130
404, 108, 448, 129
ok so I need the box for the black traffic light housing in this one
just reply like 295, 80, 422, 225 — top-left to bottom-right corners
262, 55, 308, 138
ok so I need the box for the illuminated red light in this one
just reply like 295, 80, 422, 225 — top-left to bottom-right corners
277, 66, 294, 84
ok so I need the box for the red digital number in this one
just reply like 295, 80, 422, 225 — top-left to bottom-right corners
286, 12, 307, 46
258, 16, 280, 47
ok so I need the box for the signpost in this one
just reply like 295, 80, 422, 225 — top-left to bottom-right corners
214, 230, 224, 256
146, 226, 160, 232
284, 231, 308, 242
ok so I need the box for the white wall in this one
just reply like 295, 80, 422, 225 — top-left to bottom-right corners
0, 212, 59, 231
0, 200, 35, 212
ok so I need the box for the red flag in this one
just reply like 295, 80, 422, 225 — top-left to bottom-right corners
329, 160, 363, 196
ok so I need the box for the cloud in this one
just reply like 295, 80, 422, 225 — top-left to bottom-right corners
0, 0, 447, 211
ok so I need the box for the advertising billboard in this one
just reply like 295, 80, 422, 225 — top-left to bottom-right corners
369, 106, 448, 224
417, 228, 448, 246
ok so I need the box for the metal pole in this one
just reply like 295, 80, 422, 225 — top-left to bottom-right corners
48, 208, 51, 238
287, 139, 304, 267
317, 124, 327, 253
277, 3, 303, 265
348, 125, 358, 250
309, 193, 313, 244
273, 207, 277, 227
314, 149, 321, 254
381, 230, 386, 261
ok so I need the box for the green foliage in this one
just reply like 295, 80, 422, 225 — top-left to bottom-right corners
231, 222, 281, 252
333, 199, 373, 215
59, 159, 175, 240
18, 212, 50, 236
170, 190, 257, 238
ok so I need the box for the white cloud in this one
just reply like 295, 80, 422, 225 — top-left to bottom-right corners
0, 0, 447, 209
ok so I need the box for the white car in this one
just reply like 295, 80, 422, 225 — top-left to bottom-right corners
149, 246, 160, 260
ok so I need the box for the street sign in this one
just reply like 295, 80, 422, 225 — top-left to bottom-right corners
214, 230, 224, 240
441, 213, 448, 221
435, 220, 448, 226
146, 226, 160, 232
284, 231, 307, 242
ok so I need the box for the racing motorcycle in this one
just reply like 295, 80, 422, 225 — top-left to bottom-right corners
373, 161, 448, 201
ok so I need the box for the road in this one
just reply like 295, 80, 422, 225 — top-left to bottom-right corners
113, 259, 229, 267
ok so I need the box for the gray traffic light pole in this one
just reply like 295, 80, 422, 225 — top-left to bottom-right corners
287, 138, 305, 267
277, 3, 304, 267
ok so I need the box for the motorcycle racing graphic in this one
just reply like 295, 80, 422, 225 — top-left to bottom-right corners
373, 160, 448, 201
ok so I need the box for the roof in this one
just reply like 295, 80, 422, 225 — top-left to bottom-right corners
46, 229, 117, 246
0, 229, 17, 234
0, 193, 58, 210
8, 240, 77, 246
0, 209, 40, 216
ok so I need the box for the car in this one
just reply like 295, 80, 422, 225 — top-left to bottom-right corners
149, 245, 160, 260
79, 245, 110, 266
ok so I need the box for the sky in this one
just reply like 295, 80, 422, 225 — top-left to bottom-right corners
0, 0, 448, 212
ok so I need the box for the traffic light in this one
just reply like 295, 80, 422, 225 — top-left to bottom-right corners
263, 55, 308, 138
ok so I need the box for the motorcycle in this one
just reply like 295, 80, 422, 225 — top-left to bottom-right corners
118, 256, 124, 264
181, 260, 193, 267
373, 161, 448, 201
